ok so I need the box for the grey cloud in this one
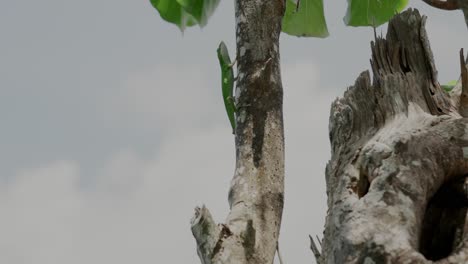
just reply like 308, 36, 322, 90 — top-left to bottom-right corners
0, 0, 465, 263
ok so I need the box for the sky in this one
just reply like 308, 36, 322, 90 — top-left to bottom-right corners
0, 1, 467, 263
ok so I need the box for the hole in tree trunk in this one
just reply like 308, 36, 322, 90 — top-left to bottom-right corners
357, 173, 370, 198
419, 177, 468, 261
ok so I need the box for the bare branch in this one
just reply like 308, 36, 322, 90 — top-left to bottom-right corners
309, 235, 321, 263
459, 48, 468, 117
190, 206, 221, 264
422, 0, 459, 10
276, 242, 285, 264
315, 235, 322, 248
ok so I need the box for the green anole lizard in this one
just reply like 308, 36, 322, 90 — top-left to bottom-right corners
217, 41, 237, 134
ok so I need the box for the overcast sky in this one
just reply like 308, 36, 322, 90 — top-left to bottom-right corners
1, 1, 467, 263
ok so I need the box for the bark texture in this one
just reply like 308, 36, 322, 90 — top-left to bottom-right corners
322, 9, 468, 263
191, 1, 286, 263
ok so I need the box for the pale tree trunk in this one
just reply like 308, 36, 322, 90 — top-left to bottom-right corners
191, 1, 286, 264
422, 0, 468, 29
322, 8, 468, 263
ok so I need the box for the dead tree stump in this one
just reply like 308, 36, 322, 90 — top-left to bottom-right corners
323, 8, 468, 264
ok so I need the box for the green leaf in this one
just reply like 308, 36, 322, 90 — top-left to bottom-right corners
149, 0, 220, 31
177, 0, 220, 27
442, 80, 457, 92
282, 0, 329, 38
150, 0, 196, 31
344, 0, 409, 27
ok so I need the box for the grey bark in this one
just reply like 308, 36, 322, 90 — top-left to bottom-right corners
191, 1, 286, 263
322, 9, 468, 263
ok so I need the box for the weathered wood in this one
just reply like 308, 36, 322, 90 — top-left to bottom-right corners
323, 9, 468, 263
309, 234, 322, 262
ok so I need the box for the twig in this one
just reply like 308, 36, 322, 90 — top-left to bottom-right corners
191, 206, 221, 264
421, 0, 459, 10
309, 235, 321, 264
372, 16, 377, 42
459, 48, 468, 117
315, 235, 322, 247
276, 241, 285, 264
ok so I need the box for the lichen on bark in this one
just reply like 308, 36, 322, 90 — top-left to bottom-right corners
191, 1, 286, 263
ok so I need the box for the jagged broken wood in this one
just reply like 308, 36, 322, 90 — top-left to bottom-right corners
309, 234, 321, 263
321, 9, 468, 263
459, 49, 468, 117
422, 0, 468, 30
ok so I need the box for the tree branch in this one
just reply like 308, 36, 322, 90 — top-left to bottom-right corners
309, 235, 321, 263
191, 206, 221, 264
276, 242, 285, 264
459, 48, 468, 117
422, 0, 468, 31
422, 0, 459, 10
